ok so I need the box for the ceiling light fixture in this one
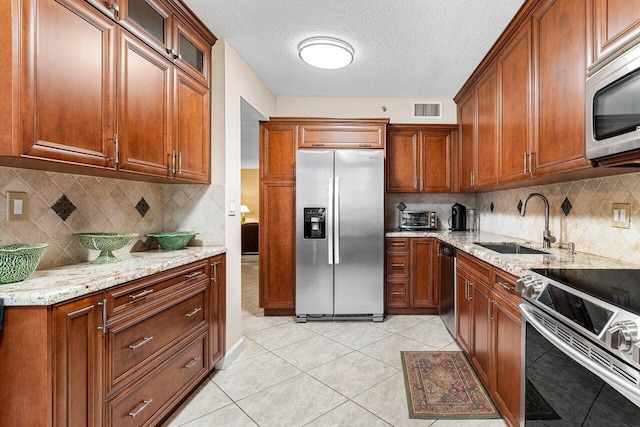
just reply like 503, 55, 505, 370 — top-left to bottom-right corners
298, 37, 354, 69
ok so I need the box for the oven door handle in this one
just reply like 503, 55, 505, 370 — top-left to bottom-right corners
521, 303, 640, 406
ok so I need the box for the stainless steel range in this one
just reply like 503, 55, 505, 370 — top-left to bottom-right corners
518, 268, 640, 425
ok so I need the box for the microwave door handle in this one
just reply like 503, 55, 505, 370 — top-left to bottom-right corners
334, 176, 340, 265
327, 176, 334, 265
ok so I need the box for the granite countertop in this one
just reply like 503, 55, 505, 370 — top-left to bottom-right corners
0, 246, 226, 306
386, 230, 639, 277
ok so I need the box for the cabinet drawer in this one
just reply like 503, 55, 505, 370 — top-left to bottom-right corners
107, 261, 208, 318
457, 251, 491, 283
106, 332, 207, 427
298, 123, 385, 149
387, 281, 409, 307
386, 238, 409, 252
386, 253, 409, 278
109, 288, 206, 388
493, 269, 521, 307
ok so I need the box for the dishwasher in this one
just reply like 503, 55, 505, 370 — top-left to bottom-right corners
438, 242, 456, 337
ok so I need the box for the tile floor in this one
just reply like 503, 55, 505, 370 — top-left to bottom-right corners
163, 256, 507, 427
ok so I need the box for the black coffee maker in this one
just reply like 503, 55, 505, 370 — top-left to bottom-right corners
450, 203, 467, 231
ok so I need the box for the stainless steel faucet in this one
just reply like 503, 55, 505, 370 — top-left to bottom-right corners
520, 193, 554, 249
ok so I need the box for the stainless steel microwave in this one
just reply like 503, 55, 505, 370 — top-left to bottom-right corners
586, 38, 640, 162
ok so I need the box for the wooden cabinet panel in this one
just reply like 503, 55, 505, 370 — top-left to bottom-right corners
298, 122, 386, 149
260, 123, 297, 180
533, 0, 591, 175
21, 0, 116, 167
470, 281, 491, 387
386, 238, 409, 252
421, 131, 453, 192
119, 0, 173, 62
54, 294, 105, 427
386, 129, 420, 192
386, 253, 409, 279
499, 22, 532, 183
592, 0, 640, 64
458, 92, 476, 191
386, 280, 409, 307
209, 255, 226, 366
173, 17, 211, 86
118, 30, 172, 176
455, 268, 473, 355
410, 238, 435, 307
475, 65, 498, 188
173, 68, 210, 182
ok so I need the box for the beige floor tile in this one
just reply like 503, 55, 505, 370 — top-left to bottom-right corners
245, 321, 317, 351
322, 322, 392, 349
431, 419, 507, 427
211, 352, 301, 401
235, 337, 268, 363
372, 315, 428, 334
241, 314, 289, 335
237, 374, 347, 427
305, 401, 391, 426
272, 335, 353, 372
359, 335, 438, 369
181, 403, 258, 426
242, 302, 263, 317
397, 320, 456, 349
308, 352, 398, 399
353, 372, 437, 427
161, 380, 232, 426
441, 341, 462, 352
298, 320, 350, 334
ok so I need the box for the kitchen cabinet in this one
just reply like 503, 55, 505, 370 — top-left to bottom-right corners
297, 119, 387, 149
591, 0, 640, 66
386, 125, 456, 193
455, 251, 521, 427
209, 254, 226, 366
458, 91, 476, 192
385, 237, 437, 314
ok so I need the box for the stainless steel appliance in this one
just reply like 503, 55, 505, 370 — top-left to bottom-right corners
518, 269, 640, 425
586, 38, 640, 163
450, 203, 466, 231
295, 149, 384, 322
399, 210, 437, 231
438, 242, 456, 337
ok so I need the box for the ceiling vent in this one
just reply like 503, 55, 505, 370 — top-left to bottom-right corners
412, 101, 442, 119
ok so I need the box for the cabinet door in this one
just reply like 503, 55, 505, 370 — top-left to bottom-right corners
21, 0, 116, 167
491, 293, 521, 427
458, 91, 476, 191
455, 268, 473, 355
410, 238, 436, 307
421, 130, 453, 192
209, 255, 226, 367
173, 68, 210, 183
118, 0, 173, 60
471, 280, 491, 387
260, 123, 297, 180
173, 18, 211, 86
499, 22, 532, 183
592, 0, 640, 64
54, 294, 105, 427
533, 0, 591, 175
298, 122, 385, 149
386, 129, 420, 192
475, 65, 498, 189
118, 30, 173, 177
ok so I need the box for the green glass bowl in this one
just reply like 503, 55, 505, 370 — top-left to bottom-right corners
146, 231, 197, 250
0, 243, 49, 284
74, 232, 139, 264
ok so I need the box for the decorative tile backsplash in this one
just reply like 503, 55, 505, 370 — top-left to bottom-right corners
386, 193, 476, 230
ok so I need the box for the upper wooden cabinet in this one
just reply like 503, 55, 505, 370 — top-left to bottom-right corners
458, 91, 476, 192
297, 119, 387, 149
591, 0, 640, 66
2, 0, 215, 183
386, 125, 456, 193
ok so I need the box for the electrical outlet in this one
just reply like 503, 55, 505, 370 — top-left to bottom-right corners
612, 203, 630, 229
7, 192, 28, 221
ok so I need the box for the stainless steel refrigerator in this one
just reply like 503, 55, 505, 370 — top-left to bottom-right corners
295, 149, 384, 322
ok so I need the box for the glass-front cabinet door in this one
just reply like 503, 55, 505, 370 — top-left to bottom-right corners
119, 0, 173, 59
173, 19, 210, 86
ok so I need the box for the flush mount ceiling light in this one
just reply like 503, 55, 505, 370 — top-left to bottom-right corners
298, 37, 354, 69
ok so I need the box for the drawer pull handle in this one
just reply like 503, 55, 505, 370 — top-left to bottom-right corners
185, 271, 202, 279
184, 357, 202, 370
186, 307, 202, 318
129, 336, 154, 350
391, 243, 405, 247
391, 292, 404, 296
128, 399, 153, 418
129, 289, 153, 300
391, 263, 405, 268
498, 281, 513, 293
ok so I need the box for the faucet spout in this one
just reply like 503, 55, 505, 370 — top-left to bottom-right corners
520, 193, 553, 249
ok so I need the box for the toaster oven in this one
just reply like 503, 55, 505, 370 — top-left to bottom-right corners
399, 211, 437, 230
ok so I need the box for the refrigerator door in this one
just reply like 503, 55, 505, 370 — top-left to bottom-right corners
333, 150, 384, 315
296, 150, 334, 316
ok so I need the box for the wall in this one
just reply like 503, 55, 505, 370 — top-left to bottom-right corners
240, 169, 259, 223
477, 172, 640, 265
276, 96, 457, 124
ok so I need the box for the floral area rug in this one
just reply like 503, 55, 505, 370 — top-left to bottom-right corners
401, 351, 501, 419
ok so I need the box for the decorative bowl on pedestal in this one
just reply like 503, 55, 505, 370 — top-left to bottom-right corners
74, 232, 139, 264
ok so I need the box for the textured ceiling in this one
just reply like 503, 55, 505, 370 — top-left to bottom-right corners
184, 0, 526, 98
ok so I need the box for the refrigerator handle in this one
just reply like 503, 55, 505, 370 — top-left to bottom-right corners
327, 176, 334, 265
334, 175, 340, 264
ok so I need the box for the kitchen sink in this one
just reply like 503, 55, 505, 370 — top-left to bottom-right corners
474, 242, 548, 255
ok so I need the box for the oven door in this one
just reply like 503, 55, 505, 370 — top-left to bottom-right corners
521, 302, 640, 426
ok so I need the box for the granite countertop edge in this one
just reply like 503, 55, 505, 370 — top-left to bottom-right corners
0, 246, 227, 306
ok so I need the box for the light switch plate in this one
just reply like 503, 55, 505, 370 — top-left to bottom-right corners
7, 192, 28, 221
612, 203, 630, 229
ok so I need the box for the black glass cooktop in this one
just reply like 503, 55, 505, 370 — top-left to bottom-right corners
531, 268, 640, 316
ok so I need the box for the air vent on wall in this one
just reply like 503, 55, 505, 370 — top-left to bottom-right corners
412, 101, 442, 119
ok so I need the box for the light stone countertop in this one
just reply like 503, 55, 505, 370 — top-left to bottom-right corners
386, 230, 640, 277
0, 246, 226, 306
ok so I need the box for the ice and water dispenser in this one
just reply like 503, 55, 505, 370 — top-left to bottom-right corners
303, 208, 326, 239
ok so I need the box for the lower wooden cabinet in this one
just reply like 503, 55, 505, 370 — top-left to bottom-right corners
385, 237, 437, 314
456, 251, 521, 427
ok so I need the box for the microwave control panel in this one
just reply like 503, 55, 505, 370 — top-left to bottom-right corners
303, 208, 326, 239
